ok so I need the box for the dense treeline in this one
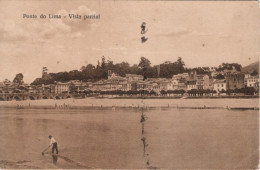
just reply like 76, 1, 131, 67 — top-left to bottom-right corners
31, 56, 186, 85
216, 63, 242, 72
31, 56, 243, 85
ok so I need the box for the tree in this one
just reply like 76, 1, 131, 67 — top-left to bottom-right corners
101, 56, 106, 69
158, 58, 187, 78
130, 64, 140, 74
220, 89, 226, 93
96, 60, 101, 69
80, 66, 86, 71
42, 67, 48, 78
251, 70, 259, 76
13, 73, 24, 85
215, 74, 225, 80
138, 57, 151, 79
149, 90, 156, 96
216, 63, 242, 72
243, 87, 255, 95
81, 64, 95, 80
114, 62, 131, 77
68, 70, 81, 80
106, 59, 114, 71
179, 89, 186, 95
160, 90, 167, 96
188, 67, 210, 76
177, 57, 185, 73
3, 79, 11, 84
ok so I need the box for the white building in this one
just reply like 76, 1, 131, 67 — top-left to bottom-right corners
55, 82, 70, 94
246, 76, 259, 89
125, 74, 143, 82
244, 73, 251, 79
166, 81, 173, 90
186, 78, 196, 90
213, 80, 226, 93
172, 79, 179, 90
172, 73, 189, 80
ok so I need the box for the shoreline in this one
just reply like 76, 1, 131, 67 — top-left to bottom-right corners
110, 95, 259, 99
0, 97, 259, 110
0, 94, 258, 102
0, 105, 258, 111
0, 97, 258, 110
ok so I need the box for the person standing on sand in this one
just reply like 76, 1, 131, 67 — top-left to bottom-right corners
49, 135, 58, 154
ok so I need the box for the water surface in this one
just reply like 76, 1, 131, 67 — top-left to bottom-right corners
0, 101, 258, 169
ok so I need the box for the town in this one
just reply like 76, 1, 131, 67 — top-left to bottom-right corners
0, 57, 259, 101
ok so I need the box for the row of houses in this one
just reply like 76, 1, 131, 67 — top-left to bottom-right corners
0, 70, 259, 95
212, 72, 259, 93
68, 71, 258, 94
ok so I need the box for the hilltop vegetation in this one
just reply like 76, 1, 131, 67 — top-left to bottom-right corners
242, 61, 259, 73
30, 56, 245, 85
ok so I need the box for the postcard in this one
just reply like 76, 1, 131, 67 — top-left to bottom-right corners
0, 0, 259, 169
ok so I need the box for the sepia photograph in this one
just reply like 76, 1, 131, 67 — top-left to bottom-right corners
0, 0, 259, 169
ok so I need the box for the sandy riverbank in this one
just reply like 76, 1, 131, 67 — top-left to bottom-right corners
0, 98, 258, 110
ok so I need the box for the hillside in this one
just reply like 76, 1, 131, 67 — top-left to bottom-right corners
242, 61, 259, 73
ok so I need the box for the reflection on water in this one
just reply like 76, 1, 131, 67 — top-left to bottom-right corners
0, 105, 258, 169
52, 155, 58, 164
140, 108, 151, 167
140, 108, 148, 134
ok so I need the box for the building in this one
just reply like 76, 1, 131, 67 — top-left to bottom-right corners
172, 73, 189, 81
137, 81, 147, 91
55, 82, 70, 94
159, 80, 168, 91
166, 80, 174, 91
213, 80, 226, 93
68, 80, 87, 93
178, 78, 187, 91
186, 78, 196, 90
245, 76, 259, 89
196, 74, 209, 89
225, 72, 245, 90
210, 68, 218, 78
119, 81, 131, 91
151, 83, 160, 94
108, 71, 124, 80
42, 84, 53, 94
145, 81, 154, 91
208, 79, 214, 90
172, 79, 179, 90
244, 73, 251, 79
130, 82, 137, 91
93, 80, 112, 91
28, 87, 36, 93
126, 74, 143, 82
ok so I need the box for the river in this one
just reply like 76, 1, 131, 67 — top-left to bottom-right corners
0, 98, 258, 169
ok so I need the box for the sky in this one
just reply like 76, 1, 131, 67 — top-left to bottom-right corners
0, 0, 259, 83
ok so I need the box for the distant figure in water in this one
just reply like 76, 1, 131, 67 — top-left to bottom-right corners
48, 135, 58, 154
140, 114, 145, 123
140, 112, 148, 123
